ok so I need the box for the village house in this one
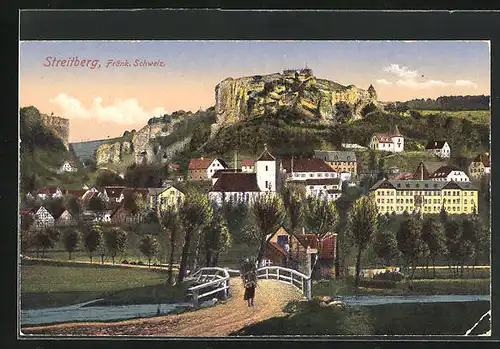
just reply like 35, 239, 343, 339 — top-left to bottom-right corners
208, 172, 265, 205
370, 179, 479, 216
314, 150, 357, 177
281, 157, 342, 181
429, 165, 470, 182
54, 209, 77, 227
148, 185, 185, 215
30, 206, 55, 228
57, 160, 78, 174
118, 188, 149, 203
342, 143, 367, 151
110, 205, 142, 225
103, 186, 126, 203
211, 169, 243, 185
188, 157, 228, 181
241, 159, 255, 173
425, 140, 451, 158
36, 187, 63, 200
263, 226, 337, 271
369, 127, 404, 153
469, 153, 490, 179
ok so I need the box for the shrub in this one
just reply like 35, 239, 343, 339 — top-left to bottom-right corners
319, 267, 334, 280
373, 271, 404, 282
359, 279, 398, 289
137, 261, 144, 265
121, 260, 129, 264
130, 261, 137, 265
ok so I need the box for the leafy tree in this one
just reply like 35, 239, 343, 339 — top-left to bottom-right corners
33, 228, 56, 258
63, 229, 80, 260
421, 217, 447, 278
83, 226, 101, 263
443, 220, 461, 277
221, 201, 249, 242
347, 195, 378, 287
161, 207, 182, 285
203, 211, 231, 267
303, 196, 338, 237
104, 227, 128, 264
96, 170, 125, 187
396, 217, 427, 279
334, 101, 352, 122
177, 189, 213, 283
252, 194, 285, 266
45, 227, 61, 243
282, 185, 306, 234
87, 196, 107, 213
139, 234, 159, 267
64, 196, 82, 221
122, 191, 146, 216
372, 230, 400, 267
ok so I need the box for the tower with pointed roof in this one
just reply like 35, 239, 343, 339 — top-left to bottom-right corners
255, 144, 277, 192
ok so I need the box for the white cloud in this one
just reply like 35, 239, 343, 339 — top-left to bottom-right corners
383, 64, 418, 79
375, 79, 392, 85
49, 94, 167, 124
455, 80, 478, 89
376, 64, 479, 91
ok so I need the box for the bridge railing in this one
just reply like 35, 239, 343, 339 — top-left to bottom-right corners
186, 267, 234, 306
256, 266, 310, 296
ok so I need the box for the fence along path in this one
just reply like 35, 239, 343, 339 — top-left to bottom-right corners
22, 268, 303, 336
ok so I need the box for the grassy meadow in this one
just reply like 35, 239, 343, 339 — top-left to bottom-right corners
416, 110, 490, 126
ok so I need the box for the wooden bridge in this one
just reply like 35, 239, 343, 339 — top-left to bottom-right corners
184, 265, 312, 306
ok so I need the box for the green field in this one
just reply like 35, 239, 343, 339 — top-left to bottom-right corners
417, 110, 490, 126
21, 262, 173, 309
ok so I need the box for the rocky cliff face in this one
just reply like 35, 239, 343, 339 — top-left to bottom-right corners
215, 69, 377, 126
96, 140, 133, 166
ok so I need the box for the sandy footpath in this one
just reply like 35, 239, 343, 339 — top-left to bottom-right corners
22, 278, 302, 337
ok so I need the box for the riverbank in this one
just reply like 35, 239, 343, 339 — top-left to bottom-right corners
231, 300, 491, 336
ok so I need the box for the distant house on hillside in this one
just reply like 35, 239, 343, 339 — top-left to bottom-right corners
57, 160, 78, 174
188, 157, 228, 181
36, 187, 63, 200
469, 153, 490, 179
103, 186, 126, 203
314, 150, 357, 177
425, 141, 451, 158
54, 209, 76, 227
241, 159, 255, 173
369, 127, 404, 153
429, 165, 470, 182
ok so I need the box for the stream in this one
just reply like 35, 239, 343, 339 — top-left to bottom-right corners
329, 294, 490, 306
21, 299, 192, 327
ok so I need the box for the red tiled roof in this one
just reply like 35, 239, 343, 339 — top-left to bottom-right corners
37, 187, 59, 195
269, 242, 287, 256
295, 234, 319, 249
82, 191, 98, 201
374, 132, 402, 143
211, 173, 261, 192
189, 158, 214, 170
282, 158, 336, 173
319, 234, 336, 260
393, 172, 414, 180
242, 159, 255, 166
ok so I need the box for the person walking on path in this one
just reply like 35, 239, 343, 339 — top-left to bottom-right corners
243, 271, 258, 307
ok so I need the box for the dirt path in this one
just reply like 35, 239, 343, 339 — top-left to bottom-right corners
22, 278, 303, 337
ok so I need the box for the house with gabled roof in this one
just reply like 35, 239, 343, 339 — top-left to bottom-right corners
30, 206, 55, 228
369, 126, 404, 153
425, 140, 451, 158
57, 160, 79, 174
429, 165, 470, 182
148, 185, 185, 215
208, 172, 264, 205
54, 209, 76, 227
118, 188, 149, 203
104, 186, 126, 203
469, 152, 490, 179
263, 225, 337, 270
188, 157, 228, 181
36, 187, 63, 200
281, 157, 340, 181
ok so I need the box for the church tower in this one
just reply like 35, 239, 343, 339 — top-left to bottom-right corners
255, 144, 277, 192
